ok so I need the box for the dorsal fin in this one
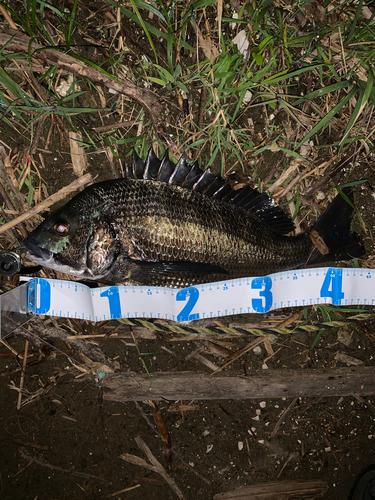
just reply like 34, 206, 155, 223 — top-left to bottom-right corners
123, 147, 295, 235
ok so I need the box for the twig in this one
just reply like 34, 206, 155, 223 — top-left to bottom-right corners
20, 453, 104, 480
26, 318, 117, 370
268, 163, 299, 194
218, 403, 256, 437
197, 86, 208, 125
271, 397, 298, 438
120, 436, 187, 500
0, 31, 165, 132
277, 312, 303, 329
275, 165, 314, 201
17, 340, 28, 410
11, 438, 49, 450
134, 401, 211, 485
263, 156, 284, 185
0, 338, 20, 356
29, 116, 47, 156
305, 150, 358, 197
0, 173, 93, 234
106, 484, 141, 497
277, 452, 297, 478
211, 337, 264, 374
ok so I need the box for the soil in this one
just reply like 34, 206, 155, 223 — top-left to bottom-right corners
0, 322, 375, 500
0, 2, 375, 500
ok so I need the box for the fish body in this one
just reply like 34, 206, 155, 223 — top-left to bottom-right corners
24, 149, 365, 287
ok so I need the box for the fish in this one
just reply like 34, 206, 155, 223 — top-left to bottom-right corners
24, 148, 365, 288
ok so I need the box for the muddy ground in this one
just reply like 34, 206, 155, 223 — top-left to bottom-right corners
0, 316, 375, 500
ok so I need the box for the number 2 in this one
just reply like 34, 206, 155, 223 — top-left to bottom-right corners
176, 287, 200, 321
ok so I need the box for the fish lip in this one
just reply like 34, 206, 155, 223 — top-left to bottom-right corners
24, 238, 53, 263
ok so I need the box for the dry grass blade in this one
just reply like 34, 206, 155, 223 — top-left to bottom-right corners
16, 340, 28, 410
69, 132, 87, 177
212, 479, 328, 499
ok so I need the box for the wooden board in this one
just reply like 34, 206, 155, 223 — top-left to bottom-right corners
101, 366, 375, 402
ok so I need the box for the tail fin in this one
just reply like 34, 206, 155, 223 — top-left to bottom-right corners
307, 188, 365, 264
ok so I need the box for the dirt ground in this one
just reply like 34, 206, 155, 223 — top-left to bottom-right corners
0, 317, 375, 500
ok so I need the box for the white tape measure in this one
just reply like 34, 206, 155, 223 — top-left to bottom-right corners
23, 267, 374, 323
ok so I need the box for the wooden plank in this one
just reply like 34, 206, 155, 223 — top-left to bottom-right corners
213, 479, 328, 499
101, 366, 375, 402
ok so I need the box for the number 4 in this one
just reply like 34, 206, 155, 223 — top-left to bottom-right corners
320, 268, 344, 305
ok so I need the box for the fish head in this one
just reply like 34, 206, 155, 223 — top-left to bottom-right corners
24, 201, 120, 280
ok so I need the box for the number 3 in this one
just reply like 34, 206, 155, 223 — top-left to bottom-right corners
251, 277, 272, 313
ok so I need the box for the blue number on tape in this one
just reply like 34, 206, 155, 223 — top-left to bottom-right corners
100, 287, 122, 318
251, 277, 272, 312
28, 278, 51, 314
176, 287, 199, 321
320, 268, 344, 305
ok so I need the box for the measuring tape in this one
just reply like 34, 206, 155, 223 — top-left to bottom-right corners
17, 267, 374, 325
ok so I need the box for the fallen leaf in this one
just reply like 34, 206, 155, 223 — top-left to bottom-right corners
334, 352, 363, 366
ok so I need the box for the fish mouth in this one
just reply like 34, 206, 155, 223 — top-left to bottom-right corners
24, 238, 53, 264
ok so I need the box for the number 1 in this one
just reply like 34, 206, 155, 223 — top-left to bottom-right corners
100, 287, 122, 318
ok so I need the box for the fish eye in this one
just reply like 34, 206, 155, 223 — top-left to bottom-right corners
54, 222, 70, 235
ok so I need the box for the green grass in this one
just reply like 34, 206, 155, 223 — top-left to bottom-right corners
0, 0, 374, 212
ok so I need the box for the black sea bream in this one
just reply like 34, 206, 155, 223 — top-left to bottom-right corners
24, 149, 365, 287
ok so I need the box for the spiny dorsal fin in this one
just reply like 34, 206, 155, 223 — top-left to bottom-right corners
123, 147, 295, 235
